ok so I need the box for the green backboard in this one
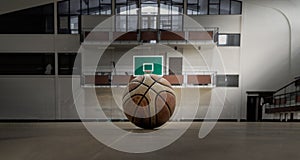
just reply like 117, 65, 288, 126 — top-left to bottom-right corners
133, 56, 163, 76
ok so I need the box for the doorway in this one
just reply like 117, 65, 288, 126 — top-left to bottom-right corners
247, 96, 260, 122
246, 91, 274, 122
168, 57, 182, 75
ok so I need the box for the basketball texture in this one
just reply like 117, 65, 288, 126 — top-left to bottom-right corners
122, 74, 176, 129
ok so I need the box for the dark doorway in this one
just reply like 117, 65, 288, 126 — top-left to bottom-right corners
247, 96, 260, 122
246, 91, 274, 122
290, 113, 294, 121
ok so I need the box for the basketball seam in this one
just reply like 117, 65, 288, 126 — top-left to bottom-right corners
129, 82, 143, 92
149, 75, 163, 83
148, 98, 152, 128
127, 94, 150, 123
123, 93, 147, 107
155, 90, 173, 116
123, 94, 148, 121
122, 76, 145, 100
154, 92, 159, 126
150, 75, 173, 90
132, 80, 156, 124
155, 81, 173, 90
130, 80, 176, 97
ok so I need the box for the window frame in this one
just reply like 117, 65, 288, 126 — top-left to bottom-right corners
217, 33, 240, 47
57, 0, 112, 34
216, 74, 239, 87
230, 0, 242, 15
0, 53, 55, 75
187, 0, 242, 15
58, 53, 82, 75
160, 0, 184, 15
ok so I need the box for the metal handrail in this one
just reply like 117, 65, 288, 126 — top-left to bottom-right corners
264, 78, 300, 111
275, 79, 299, 93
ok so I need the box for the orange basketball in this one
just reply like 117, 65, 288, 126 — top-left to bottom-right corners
122, 74, 176, 129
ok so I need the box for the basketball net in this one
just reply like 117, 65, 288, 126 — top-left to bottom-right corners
144, 70, 152, 74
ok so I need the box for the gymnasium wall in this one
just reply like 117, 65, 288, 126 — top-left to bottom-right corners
241, 0, 300, 119
2, 0, 299, 120
0, 33, 80, 119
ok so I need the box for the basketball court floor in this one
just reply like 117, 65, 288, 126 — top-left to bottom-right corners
1, 122, 300, 160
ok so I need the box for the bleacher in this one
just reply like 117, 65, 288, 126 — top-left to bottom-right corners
265, 78, 300, 114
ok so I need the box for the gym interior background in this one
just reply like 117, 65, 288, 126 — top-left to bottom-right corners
0, 0, 300, 159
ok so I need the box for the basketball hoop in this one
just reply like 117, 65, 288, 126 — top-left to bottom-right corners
133, 56, 163, 76
143, 63, 154, 75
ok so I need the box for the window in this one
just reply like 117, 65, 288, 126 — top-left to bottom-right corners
100, 0, 112, 15
70, 16, 79, 34
116, 0, 138, 15
187, 0, 208, 15
115, 0, 138, 31
115, 0, 184, 31
209, 0, 220, 15
58, 0, 112, 34
187, 0, 197, 15
0, 53, 55, 75
70, 0, 81, 14
58, 0, 72, 34
220, 0, 230, 14
0, 3, 54, 34
231, 0, 242, 14
88, 0, 112, 15
217, 34, 240, 46
81, 0, 89, 14
58, 53, 81, 75
159, 0, 183, 31
89, 0, 99, 15
140, 0, 158, 29
171, 15, 183, 31
158, 15, 184, 31
59, 0, 70, 14
216, 75, 239, 87
115, 15, 127, 31
141, 0, 158, 15
127, 16, 138, 31
187, 0, 241, 15
160, 15, 172, 30
160, 0, 183, 15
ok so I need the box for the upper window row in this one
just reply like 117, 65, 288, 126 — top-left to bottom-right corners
0, 1, 241, 34
58, 0, 242, 16
187, 0, 242, 15
58, 0, 112, 15
116, 0, 184, 15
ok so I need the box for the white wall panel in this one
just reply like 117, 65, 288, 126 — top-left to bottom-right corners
81, 15, 113, 31
241, 4, 290, 92
59, 77, 80, 119
218, 47, 240, 74
0, 35, 55, 52
0, 34, 80, 53
0, 77, 55, 119
56, 35, 81, 52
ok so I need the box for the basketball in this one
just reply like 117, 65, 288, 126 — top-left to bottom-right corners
122, 74, 176, 129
